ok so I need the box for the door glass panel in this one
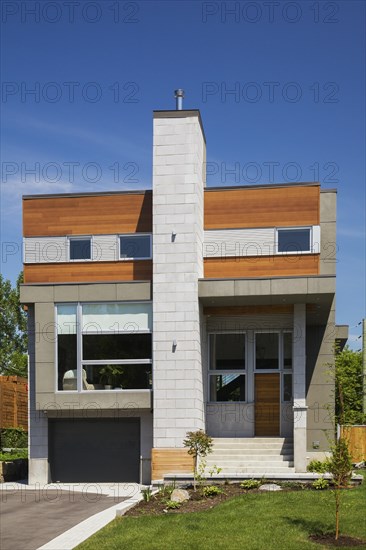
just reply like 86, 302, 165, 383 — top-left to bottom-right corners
209, 374, 245, 402
255, 333, 279, 369
210, 334, 245, 370
283, 373, 292, 401
284, 332, 292, 369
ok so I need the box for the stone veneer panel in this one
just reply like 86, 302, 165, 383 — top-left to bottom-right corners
152, 113, 206, 447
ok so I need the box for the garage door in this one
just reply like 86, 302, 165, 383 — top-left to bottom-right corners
49, 418, 140, 483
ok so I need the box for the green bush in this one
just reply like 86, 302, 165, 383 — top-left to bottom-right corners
203, 485, 223, 497
312, 478, 329, 490
0, 449, 28, 461
165, 500, 181, 510
0, 428, 28, 449
240, 480, 261, 490
307, 459, 331, 473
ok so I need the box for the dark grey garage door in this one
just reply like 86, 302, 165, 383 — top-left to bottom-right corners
49, 418, 140, 483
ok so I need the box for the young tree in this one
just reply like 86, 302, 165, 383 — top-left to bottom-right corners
328, 437, 353, 541
183, 430, 213, 491
325, 345, 355, 541
0, 273, 28, 377
335, 346, 364, 425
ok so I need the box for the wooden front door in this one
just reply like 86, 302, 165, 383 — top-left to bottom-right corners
255, 373, 280, 436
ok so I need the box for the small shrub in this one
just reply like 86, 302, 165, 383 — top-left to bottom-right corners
0, 428, 27, 449
141, 487, 153, 503
0, 449, 28, 461
312, 478, 329, 490
240, 480, 261, 490
307, 459, 331, 473
203, 485, 223, 497
165, 500, 181, 510
158, 483, 175, 498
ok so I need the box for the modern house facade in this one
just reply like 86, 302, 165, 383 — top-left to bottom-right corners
20, 108, 347, 484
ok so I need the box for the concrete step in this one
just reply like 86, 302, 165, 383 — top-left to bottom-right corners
212, 440, 293, 447
212, 437, 294, 443
204, 466, 296, 474
206, 455, 294, 466
212, 440, 292, 446
209, 448, 293, 456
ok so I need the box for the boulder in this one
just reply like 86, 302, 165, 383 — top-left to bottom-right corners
259, 483, 282, 492
170, 488, 190, 502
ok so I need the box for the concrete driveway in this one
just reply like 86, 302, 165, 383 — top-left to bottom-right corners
0, 483, 139, 550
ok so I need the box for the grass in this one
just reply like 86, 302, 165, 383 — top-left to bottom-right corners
77, 474, 366, 550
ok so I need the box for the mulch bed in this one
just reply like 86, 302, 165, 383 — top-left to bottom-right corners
124, 483, 313, 517
309, 534, 366, 547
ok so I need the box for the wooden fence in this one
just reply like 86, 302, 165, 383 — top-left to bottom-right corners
340, 425, 366, 463
0, 376, 28, 430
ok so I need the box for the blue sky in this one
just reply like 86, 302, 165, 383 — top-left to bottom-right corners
1, 0, 365, 347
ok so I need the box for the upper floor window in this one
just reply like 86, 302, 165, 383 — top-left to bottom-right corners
276, 228, 311, 254
69, 237, 92, 261
119, 234, 151, 260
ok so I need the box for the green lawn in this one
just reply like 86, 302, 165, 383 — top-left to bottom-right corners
77, 476, 366, 550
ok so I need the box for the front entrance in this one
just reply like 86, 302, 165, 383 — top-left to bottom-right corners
254, 373, 280, 436
207, 330, 293, 438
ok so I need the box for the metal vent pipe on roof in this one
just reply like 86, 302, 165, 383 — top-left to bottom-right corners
174, 89, 184, 110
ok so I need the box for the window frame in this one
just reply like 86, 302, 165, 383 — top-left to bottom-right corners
208, 332, 247, 403
275, 226, 313, 255
55, 301, 153, 393
119, 233, 152, 261
68, 236, 93, 262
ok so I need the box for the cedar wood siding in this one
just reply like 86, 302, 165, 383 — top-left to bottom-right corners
203, 185, 320, 278
23, 192, 152, 283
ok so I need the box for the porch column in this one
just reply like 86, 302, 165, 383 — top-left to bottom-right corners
293, 303, 307, 472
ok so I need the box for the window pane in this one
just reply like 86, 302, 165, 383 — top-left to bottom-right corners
209, 374, 245, 402
284, 332, 292, 369
210, 334, 245, 370
255, 333, 279, 369
278, 229, 310, 253
83, 333, 152, 360
283, 374, 292, 401
120, 235, 151, 259
58, 334, 77, 390
70, 238, 91, 260
82, 364, 152, 390
57, 304, 77, 334
82, 303, 152, 332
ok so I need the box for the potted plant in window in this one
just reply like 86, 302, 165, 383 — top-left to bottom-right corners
99, 365, 124, 390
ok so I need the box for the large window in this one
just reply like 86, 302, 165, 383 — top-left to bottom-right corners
119, 235, 151, 260
209, 333, 246, 402
57, 302, 152, 391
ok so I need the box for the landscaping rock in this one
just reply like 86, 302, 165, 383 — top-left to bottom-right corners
354, 461, 365, 469
259, 483, 282, 492
170, 489, 190, 502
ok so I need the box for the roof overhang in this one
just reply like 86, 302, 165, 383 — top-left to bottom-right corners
198, 275, 335, 325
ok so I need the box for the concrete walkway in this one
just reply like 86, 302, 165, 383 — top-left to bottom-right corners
0, 481, 143, 550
